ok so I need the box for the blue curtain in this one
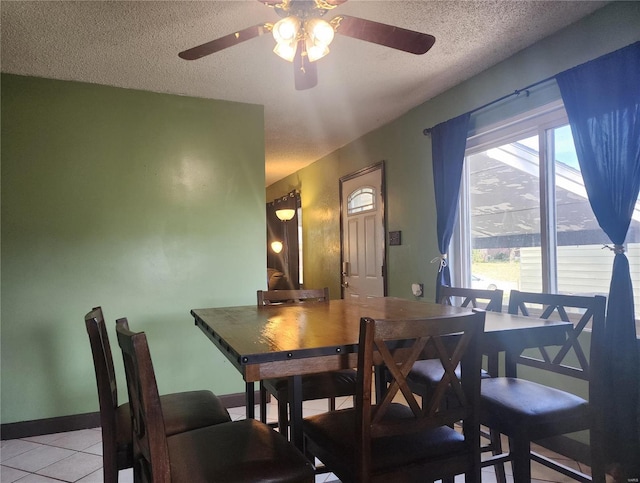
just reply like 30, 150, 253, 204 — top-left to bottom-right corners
556, 41, 640, 477
431, 113, 471, 302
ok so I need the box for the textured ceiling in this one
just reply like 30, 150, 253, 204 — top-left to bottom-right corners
1, 0, 608, 186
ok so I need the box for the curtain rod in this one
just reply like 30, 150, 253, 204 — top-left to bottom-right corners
422, 74, 555, 135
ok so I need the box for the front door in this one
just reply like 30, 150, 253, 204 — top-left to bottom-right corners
340, 164, 386, 298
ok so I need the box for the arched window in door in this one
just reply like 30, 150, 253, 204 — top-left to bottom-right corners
347, 186, 376, 215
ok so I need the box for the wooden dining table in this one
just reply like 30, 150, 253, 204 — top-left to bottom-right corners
191, 296, 571, 449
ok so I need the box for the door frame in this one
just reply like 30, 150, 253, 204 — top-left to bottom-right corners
339, 161, 387, 298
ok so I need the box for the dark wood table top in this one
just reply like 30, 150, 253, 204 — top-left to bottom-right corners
191, 297, 571, 382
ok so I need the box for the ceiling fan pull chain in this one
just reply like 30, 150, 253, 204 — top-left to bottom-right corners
300, 42, 308, 73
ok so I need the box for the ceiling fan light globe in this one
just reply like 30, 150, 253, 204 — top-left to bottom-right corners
306, 39, 329, 62
275, 208, 296, 221
273, 41, 297, 62
305, 18, 334, 46
273, 16, 301, 43
271, 240, 284, 254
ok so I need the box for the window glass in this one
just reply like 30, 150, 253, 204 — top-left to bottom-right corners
347, 187, 375, 215
467, 134, 541, 299
552, 125, 610, 297
457, 103, 640, 320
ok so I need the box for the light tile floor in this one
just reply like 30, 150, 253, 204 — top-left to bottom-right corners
1, 396, 593, 482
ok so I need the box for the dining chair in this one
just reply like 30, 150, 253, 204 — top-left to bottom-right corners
257, 288, 358, 435
405, 286, 503, 402
257, 287, 331, 305
480, 291, 607, 482
408, 286, 504, 386
439, 285, 505, 312
303, 309, 486, 482
115, 318, 315, 483
405, 286, 505, 481
84, 307, 232, 482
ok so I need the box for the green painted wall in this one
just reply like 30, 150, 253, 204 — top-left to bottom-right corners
1, 75, 266, 424
267, 1, 640, 302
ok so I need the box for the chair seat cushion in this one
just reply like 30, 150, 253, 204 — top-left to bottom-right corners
265, 369, 357, 400
480, 377, 589, 436
168, 419, 314, 483
159, 390, 231, 436
409, 359, 490, 385
303, 403, 465, 473
114, 390, 230, 449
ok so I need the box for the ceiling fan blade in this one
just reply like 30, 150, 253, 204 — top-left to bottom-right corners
179, 24, 269, 60
293, 41, 318, 90
332, 14, 435, 55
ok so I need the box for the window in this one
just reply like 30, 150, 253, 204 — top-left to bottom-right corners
347, 187, 376, 215
453, 101, 640, 316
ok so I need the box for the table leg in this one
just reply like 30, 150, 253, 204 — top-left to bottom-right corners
288, 374, 303, 449
487, 351, 499, 377
259, 381, 268, 423
245, 382, 255, 419
505, 349, 522, 378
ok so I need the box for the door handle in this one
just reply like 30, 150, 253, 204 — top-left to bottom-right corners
341, 261, 349, 288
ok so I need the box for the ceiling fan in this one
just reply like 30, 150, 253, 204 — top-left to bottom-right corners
178, 0, 436, 90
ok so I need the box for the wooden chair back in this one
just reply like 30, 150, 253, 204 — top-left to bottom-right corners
85, 307, 119, 430
439, 286, 504, 312
507, 290, 606, 381
84, 307, 132, 478
356, 310, 486, 481
116, 318, 170, 483
257, 287, 329, 305
438, 286, 503, 376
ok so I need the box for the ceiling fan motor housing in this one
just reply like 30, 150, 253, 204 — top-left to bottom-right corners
274, 0, 336, 19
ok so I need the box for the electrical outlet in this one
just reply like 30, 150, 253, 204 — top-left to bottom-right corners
411, 283, 424, 297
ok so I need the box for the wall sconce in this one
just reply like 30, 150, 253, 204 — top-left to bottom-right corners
271, 240, 284, 254
275, 209, 295, 221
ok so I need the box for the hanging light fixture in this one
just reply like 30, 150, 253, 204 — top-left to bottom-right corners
275, 208, 296, 221
305, 18, 334, 62
272, 16, 301, 62
272, 15, 335, 63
